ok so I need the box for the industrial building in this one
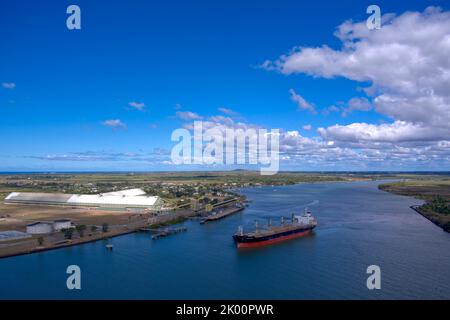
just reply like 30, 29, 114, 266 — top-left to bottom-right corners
25, 219, 72, 234
26, 222, 54, 234
5, 188, 162, 212
53, 219, 72, 231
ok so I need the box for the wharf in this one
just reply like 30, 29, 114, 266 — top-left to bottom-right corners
200, 205, 245, 224
139, 226, 187, 239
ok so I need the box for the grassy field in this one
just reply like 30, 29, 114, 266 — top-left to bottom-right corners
378, 179, 450, 200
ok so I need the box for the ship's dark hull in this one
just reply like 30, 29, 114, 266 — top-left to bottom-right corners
233, 225, 315, 248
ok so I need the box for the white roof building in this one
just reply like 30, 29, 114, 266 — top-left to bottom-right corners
100, 188, 147, 197
67, 194, 159, 207
5, 188, 162, 211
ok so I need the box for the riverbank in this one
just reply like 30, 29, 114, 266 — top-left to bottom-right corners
410, 205, 450, 233
0, 227, 136, 259
379, 179, 450, 233
0, 193, 244, 259
2, 173, 448, 258
2, 180, 450, 299
0, 197, 246, 259
0, 209, 196, 259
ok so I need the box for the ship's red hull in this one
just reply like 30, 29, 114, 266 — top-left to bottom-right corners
236, 229, 312, 248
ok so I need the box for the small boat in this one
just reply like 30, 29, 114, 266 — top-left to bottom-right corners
106, 244, 114, 250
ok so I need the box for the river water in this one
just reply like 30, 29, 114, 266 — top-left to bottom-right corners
1, 180, 449, 299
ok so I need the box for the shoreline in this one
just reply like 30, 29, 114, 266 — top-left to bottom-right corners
0, 229, 136, 259
0, 179, 381, 260
378, 181, 450, 234
0, 210, 197, 260
410, 205, 450, 233
1, 178, 441, 259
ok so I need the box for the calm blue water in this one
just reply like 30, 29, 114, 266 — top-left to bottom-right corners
1, 181, 449, 299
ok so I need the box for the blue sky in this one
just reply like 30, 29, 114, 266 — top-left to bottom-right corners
1, 0, 449, 171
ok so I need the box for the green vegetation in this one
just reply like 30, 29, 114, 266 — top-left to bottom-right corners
75, 224, 87, 238
37, 236, 44, 246
62, 228, 74, 240
379, 179, 450, 200
102, 223, 109, 233
91, 225, 98, 232
422, 196, 450, 215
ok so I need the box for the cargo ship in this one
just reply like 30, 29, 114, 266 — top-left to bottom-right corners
232, 208, 317, 248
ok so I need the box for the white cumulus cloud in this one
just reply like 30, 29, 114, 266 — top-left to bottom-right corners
102, 119, 127, 130
289, 89, 316, 114
342, 97, 372, 117
266, 7, 450, 128
261, 6, 450, 168
128, 101, 146, 111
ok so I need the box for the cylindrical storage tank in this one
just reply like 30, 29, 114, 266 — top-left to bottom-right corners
26, 222, 53, 234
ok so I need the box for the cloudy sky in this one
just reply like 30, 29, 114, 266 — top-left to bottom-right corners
1, 0, 449, 171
